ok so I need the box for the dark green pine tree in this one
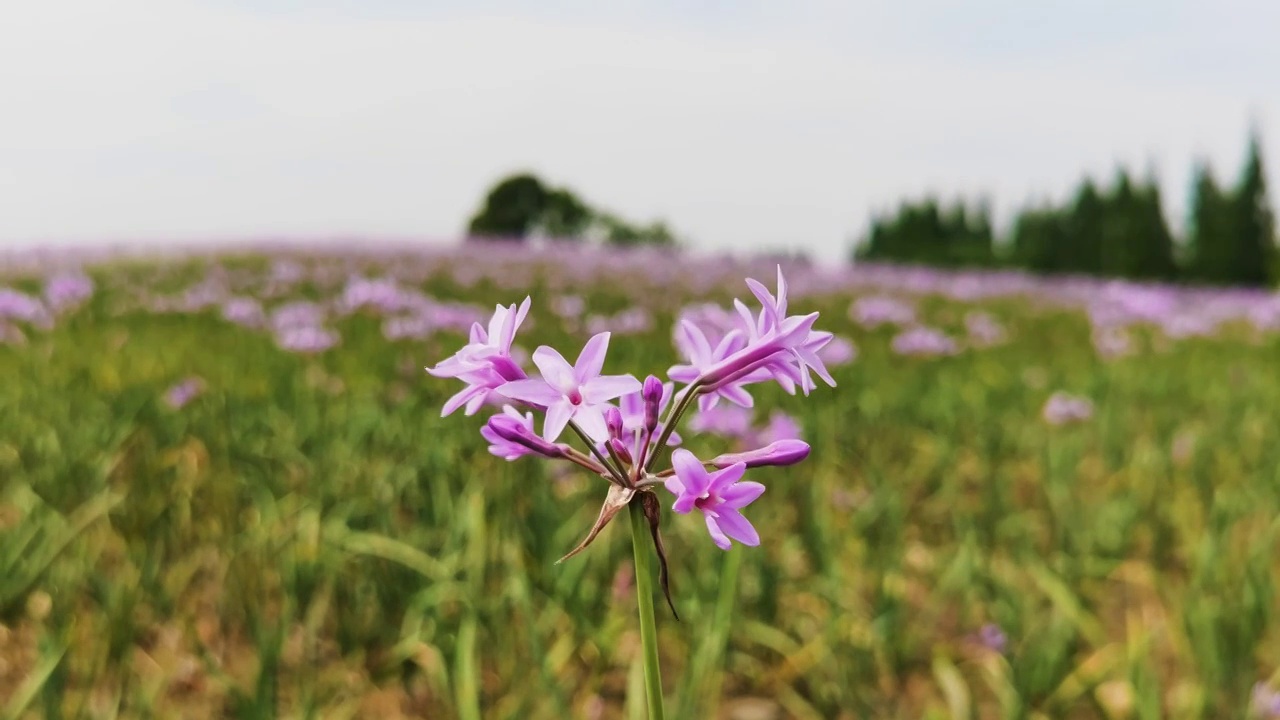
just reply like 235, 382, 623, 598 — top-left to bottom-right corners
1128, 175, 1178, 280
1226, 132, 1277, 286
1012, 204, 1067, 273
1187, 162, 1233, 283
1065, 179, 1105, 274
1100, 169, 1139, 277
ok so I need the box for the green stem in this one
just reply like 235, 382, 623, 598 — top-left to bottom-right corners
569, 420, 628, 486
628, 501, 666, 720
644, 382, 701, 472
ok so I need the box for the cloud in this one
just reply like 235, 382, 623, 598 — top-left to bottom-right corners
0, 0, 1274, 262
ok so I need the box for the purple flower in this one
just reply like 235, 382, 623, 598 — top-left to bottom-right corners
481, 406, 568, 461
964, 311, 1006, 347
817, 335, 857, 366
665, 449, 764, 550
755, 410, 802, 445
427, 297, 531, 417
687, 404, 755, 439
710, 440, 810, 469
669, 318, 757, 410
850, 295, 915, 328
671, 267, 833, 410
891, 326, 958, 357
164, 377, 205, 409
977, 623, 1008, 654
0, 288, 49, 325
552, 295, 585, 319
276, 325, 339, 353
44, 272, 94, 313
221, 297, 266, 328
1043, 392, 1093, 425
270, 301, 327, 333
498, 332, 642, 441
1254, 683, 1280, 718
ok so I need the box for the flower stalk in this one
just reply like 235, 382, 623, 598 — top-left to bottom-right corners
629, 499, 666, 720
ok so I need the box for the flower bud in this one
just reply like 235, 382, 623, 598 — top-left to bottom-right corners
642, 375, 663, 433
487, 414, 567, 459
604, 405, 624, 440
608, 437, 633, 465
710, 439, 810, 469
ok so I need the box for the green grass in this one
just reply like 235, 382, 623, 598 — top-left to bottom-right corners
2, 254, 1280, 719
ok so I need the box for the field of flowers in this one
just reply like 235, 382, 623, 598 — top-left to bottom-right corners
3, 242, 1280, 719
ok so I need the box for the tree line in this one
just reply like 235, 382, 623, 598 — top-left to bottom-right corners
466, 173, 677, 247
853, 132, 1277, 286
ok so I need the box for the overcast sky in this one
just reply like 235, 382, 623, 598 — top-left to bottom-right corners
1, 0, 1276, 263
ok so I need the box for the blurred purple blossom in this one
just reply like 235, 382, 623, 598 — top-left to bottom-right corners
1253, 683, 1280, 718
688, 405, 755, 439
164, 377, 205, 409
851, 295, 915, 328
977, 623, 1008, 654
891, 326, 958, 357
817, 335, 857, 366
44, 271, 94, 313
552, 295, 585, 319
964, 311, 1006, 347
1043, 392, 1094, 425
756, 410, 803, 445
221, 297, 266, 328
0, 288, 50, 326
276, 325, 340, 353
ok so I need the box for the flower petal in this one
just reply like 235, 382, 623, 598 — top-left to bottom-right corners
497, 379, 562, 407
712, 507, 759, 547
575, 332, 610, 383
671, 448, 711, 497
573, 405, 609, 442
707, 462, 747, 493
676, 319, 712, 365
704, 514, 732, 550
717, 382, 755, 408
502, 296, 531, 352
719, 480, 766, 509
486, 304, 509, 346
442, 384, 483, 417
583, 374, 643, 404
543, 400, 574, 442
532, 346, 577, 393
463, 390, 490, 416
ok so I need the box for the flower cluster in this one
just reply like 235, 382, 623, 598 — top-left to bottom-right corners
427, 267, 834, 611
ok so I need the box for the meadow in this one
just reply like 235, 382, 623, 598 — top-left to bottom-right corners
2, 242, 1280, 719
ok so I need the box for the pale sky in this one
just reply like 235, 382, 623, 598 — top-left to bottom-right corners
1, 0, 1276, 263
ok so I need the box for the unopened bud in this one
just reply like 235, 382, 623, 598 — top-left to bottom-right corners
608, 437, 633, 465
710, 439, 809, 469
604, 406, 624, 440
642, 375, 663, 433
487, 414, 567, 459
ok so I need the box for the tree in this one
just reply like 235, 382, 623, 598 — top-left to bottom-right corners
537, 188, 593, 239
1187, 163, 1233, 283
467, 173, 550, 240
1011, 204, 1067, 273
1128, 176, 1178, 280
1226, 132, 1276, 286
1064, 179, 1105, 274
599, 214, 677, 247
